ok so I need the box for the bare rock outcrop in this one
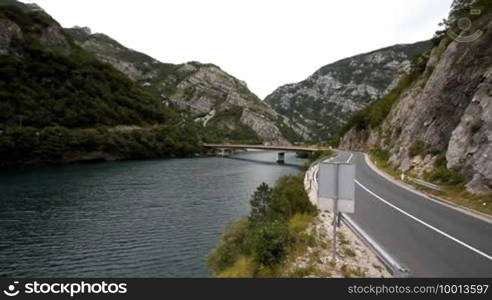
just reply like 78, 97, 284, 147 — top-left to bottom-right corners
0, 19, 22, 54
66, 28, 293, 144
340, 11, 492, 194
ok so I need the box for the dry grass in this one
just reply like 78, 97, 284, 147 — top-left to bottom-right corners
217, 256, 255, 278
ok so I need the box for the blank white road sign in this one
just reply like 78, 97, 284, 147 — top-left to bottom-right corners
317, 163, 355, 213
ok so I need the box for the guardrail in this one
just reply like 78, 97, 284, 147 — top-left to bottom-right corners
411, 178, 442, 192
306, 151, 409, 277
340, 213, 409, 278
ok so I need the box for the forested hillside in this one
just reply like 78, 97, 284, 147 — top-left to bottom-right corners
0, 2, 201, 167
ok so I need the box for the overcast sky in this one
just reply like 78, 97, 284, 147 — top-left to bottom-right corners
22, 0, 453, 98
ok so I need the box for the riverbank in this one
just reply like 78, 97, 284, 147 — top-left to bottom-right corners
0, 125, 203, 169
207, 151, 389, 278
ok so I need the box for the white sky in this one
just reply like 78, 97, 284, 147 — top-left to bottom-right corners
21, 0, 453, 98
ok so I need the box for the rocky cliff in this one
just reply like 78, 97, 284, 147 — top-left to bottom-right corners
265, 41, 431, 141
65, 27, 293, 144
340, 3, 492, 194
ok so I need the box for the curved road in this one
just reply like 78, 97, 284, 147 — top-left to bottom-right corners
327, 151, 492, 277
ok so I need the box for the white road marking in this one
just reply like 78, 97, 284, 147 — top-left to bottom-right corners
355, 179, 492, 261
346, 153, 354, 164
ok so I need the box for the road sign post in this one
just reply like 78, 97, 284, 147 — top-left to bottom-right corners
317, 162, 355, 262
332, 164, 339, 261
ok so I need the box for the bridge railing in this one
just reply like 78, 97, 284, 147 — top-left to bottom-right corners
203, 143, 333, 152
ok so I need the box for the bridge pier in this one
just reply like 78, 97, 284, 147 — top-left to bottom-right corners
220, 148, 234, 157
277, 152, 285, 164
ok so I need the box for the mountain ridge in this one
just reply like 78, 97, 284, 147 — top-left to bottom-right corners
0, 1, 203, 167
265, 40, 432, 142
65, 26, 297, 145
339, 1, 492, 195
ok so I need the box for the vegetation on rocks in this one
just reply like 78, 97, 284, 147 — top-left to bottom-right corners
331, 60, 426, 147
338, 0, 492, 198
368, 148, 491, 215
408, 140, 428, 158
207, 175, 318, 277
66, 24, 291, 145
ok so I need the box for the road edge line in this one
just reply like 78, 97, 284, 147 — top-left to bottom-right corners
355, 179, 492, 261
363, 153, 492, 225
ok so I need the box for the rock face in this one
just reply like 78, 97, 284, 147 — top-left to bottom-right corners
0, 2, 70, 56
65, 27, 292, 144
39, 24, 71, 54
265, 41, 431, 141
447, 68, 492, 194
340, 10, 492, 194
0, 19, 21, 54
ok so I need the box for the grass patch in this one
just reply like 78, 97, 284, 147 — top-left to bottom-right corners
368, 156, 492, 216
288, 214, 314, 236
424, 168, 467, 186
217, 256, 255, 278
370, 147, 390, 165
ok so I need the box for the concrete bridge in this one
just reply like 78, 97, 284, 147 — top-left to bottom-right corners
203, 143, 332, 164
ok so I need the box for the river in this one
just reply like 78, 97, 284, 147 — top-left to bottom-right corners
0, 151, 306, 277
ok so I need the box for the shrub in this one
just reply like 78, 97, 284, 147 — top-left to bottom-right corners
288, 214, 316, 248
207, 218, 251, 274
370, 147, 390, 163
208, 174, 318, 276
269, 175, 317, 220
434, 152, 447, 168
251, 222, 289, 267
426, 168, 467, 186
409, 140, 427, 158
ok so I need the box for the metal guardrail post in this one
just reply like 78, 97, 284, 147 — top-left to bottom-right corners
411, 178, 442, 192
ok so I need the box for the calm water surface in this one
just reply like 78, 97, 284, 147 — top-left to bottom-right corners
0, 151, 305, 277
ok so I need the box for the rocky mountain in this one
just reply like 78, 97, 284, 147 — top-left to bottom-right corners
340, 0, 492, 194
265, 41, 431, 142
65, 27, 295, 144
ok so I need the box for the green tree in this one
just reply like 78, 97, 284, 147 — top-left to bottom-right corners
249, 183, 272, 225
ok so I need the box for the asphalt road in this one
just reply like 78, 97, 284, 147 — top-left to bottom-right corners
326, 151, 492, 277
